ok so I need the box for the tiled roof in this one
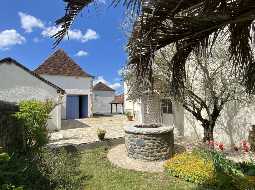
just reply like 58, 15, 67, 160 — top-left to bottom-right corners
34, 49, 93, 78
111, 94, 124, 104
0, 57, 65, 94
93, 82, 115, 92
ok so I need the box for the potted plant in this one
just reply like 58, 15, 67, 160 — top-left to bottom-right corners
97, 128, 106, 141
125, 111, 133, 121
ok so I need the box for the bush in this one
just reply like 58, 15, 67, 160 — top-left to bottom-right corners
164, 151, 216, 185
1, 101, 85, 190
164, 149, 254, 189
0, 147, 84, 190
15, 100, 53, 154
37, 148, 85, 190
0, 148, 24, 190
0, 101, 23, 153
198, 149, 243, 177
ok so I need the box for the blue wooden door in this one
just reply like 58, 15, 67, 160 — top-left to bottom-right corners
66, 95, 79, 119
80, 95, 88, 118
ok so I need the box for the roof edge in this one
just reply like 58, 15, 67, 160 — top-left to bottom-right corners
93, 82, 115, 92
34, 49, 94, 78
0, 57, 65, 94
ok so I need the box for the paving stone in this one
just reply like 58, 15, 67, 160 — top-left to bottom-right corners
48, 115, 137, 147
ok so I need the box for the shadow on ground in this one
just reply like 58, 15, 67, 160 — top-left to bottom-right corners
61, 119, 92, 130
174, 144, 186, 154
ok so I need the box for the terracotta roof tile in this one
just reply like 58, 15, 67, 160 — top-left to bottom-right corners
111, 94, 124, 104
93, 82, 115, 92
34, 49, 93, 78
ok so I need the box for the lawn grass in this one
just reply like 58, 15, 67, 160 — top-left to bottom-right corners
79, 147, 206, 190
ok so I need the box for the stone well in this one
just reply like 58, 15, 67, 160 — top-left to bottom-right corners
124, 124, 174, 161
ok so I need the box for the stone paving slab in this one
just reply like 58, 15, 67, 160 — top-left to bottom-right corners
107, 144, 165, 173
48, 115, 137, 148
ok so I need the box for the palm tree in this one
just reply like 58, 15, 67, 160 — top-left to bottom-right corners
54, 0, 255, 97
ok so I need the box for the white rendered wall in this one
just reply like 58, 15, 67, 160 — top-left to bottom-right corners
93, 91, 115, 114
124, 82, 184, 134
184, 106, 254, 146
41, 74, 93, 118
124, 82, 134, 112
0, 62, 62, 131
124, 82, 142, 121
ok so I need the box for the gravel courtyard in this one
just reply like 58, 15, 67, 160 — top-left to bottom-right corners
48, 115, 136, 147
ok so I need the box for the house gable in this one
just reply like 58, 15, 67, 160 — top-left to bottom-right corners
0, 58, 65, 95
93, 82, 115, 92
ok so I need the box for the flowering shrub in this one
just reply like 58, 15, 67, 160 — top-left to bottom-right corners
164, 151, 216, 185
165, 145, 255, 189
206, 140, 225, 151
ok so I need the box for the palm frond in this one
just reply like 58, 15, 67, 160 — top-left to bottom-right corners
127, 0, 255, 97
53, 0, 141, 47
54, 0, 255, 96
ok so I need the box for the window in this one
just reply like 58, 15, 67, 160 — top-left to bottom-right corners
161, 99, 172, 114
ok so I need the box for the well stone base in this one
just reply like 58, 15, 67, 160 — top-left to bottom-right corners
124, 125, 174, 161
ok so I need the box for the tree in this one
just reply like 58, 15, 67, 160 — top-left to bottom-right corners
158, 37, 254, 142
53, 0, 255, 96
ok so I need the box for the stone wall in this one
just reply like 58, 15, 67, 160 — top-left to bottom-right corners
124, 125, 174, 161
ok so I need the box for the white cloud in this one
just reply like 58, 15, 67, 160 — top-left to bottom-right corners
18, 12, 44, 33
82, 29, 99, 42
41, 26, 61, 37
67, 29, 83, 40
0, 29, 26, 50
42, 26, 99, 43
110, 83, 121, 90
94, 76, 121, 90
75, 50, 88, 57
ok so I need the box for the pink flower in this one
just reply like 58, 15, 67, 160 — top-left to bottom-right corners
242, 141, 247, 146
243, 144, 250, 152
241, 140, 250, 153
218, 143, 224, 151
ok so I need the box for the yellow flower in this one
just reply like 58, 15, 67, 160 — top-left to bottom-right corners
164, 152, 216, 185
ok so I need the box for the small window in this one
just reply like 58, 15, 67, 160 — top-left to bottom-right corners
161, 99, 172, 114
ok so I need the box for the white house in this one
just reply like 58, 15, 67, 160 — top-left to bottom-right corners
124, 82, 184, 136
35, 49, 94, 120
92, 82, 115, 114
0, 58, 65, 131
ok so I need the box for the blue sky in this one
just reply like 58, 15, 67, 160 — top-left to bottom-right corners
0, 0, 127, 93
